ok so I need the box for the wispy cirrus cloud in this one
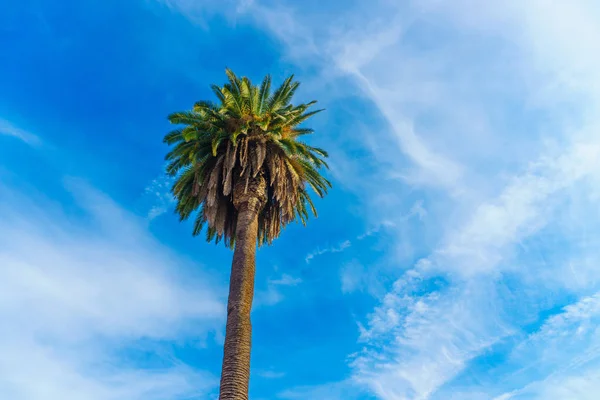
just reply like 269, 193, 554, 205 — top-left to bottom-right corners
219, 1, 600, 399
155, 0, 254, 25
268, 274, 302, 286
143, 174, 176, 221
490, 291, 600, 400
255, 272, 303, 307
0, 178, 224, 400
347, 1, 600, 398
0, 118, 41, 145
125, 1, 600, 398
305, 240, 351, 264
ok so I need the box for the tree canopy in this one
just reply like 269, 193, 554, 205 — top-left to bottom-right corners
164, 69, 331, 247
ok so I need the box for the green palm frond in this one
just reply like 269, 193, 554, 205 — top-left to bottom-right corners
164, 69, 331, 247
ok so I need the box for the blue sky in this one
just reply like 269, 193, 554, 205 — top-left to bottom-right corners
2, 0, 600, 399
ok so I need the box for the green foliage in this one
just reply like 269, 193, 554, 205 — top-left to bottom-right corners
164, 69, 331, 247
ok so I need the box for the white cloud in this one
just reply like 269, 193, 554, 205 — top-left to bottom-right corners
155, 0, 252, 25
436, 140, 600, 277
233, 1, 600, 399
344, 0, 600, 397
535, 371, 600, 400
0, 179, 224, 399
352, 279, 514, 399
340, 261, 365, 294
491, 292, 600, 399
0, 118, 41, 145
408, 201, 427, 221
357, 220, 397, 241
305, 240, 351, 263
346, 1, 600, 393
340, 260, 388, 298
268, 274, 302, 286
143, 174, 176, 220
255, 273, 302, 307
254, 285, 284, 307
152, 1, 600, 398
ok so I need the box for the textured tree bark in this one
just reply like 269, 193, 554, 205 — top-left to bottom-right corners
218, 177, 266, 400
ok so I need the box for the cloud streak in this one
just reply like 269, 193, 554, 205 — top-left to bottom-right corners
143, 174, 176, 221
305, 240, 351, 263
0, 179, 224, 399
0, 118, 41, 145
221, 1, 600, 399
123, 1, 600, 398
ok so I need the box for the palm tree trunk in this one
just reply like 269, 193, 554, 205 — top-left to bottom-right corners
218, 195, 262, 400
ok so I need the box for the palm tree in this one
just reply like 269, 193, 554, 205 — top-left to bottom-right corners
163, 69, 331, 400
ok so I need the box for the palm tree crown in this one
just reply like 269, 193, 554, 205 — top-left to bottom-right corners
164, 69, 331, 247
